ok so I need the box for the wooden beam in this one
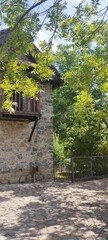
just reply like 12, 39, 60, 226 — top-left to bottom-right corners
28, 119, 38, 142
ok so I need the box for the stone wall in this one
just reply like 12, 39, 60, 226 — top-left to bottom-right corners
0, 83, 54, 184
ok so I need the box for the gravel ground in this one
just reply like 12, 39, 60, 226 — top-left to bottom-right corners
0, 178, 108, 240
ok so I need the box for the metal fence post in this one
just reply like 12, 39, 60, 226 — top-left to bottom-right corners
107, 156, 108, 174
71, 157, 74, 183
90, 157, 93, 177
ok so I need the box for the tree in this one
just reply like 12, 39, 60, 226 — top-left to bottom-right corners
53, 4, 108, 157
0, 0, 107, 111
53, 135, 65, 169
0, 0, 63, 111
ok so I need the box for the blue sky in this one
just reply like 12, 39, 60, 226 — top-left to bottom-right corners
32, 0, 108, 51
28, 0, 108, 13
1, 0, 107, 29
0, 0, 107, 50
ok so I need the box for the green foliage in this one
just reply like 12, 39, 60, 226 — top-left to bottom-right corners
53, 84, 108, 158
0, 1, 54, 111
0, 0, 107, 113
53, 15, 108, 159
53, 135, 65, 168
32, 42, 54, 81
0, 59, 39, 110
0, 0, 107, 172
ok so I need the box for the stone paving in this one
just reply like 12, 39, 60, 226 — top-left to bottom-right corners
0, 178, 108, 240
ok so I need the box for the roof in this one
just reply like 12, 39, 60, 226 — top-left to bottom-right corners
0, 28, 63, 88
0, 28, 10, 46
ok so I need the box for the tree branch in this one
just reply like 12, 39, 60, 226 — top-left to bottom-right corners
11, 0, 48, 32
48, 0, 60, 47
0, 0, 7, 5
80, 7, 108, 45
11, 0, 62, 32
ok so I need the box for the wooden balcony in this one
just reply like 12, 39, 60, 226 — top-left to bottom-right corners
0, 92, 40, 122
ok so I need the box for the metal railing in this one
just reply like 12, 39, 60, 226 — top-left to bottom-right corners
71, 155, 108, 182
54, 155, 108, 182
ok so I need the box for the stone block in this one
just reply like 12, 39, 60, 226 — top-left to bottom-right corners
16, 163, 23, 171
0, 164, 10, 173
19, 175, 26, 183
0, 157, 4, 161
37, 152, 43, 157
6, 148, 12, 152
17, 154, 22, 159
32, 147, 37, 151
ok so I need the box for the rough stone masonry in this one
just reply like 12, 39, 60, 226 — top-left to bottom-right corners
0, 83, 54, 184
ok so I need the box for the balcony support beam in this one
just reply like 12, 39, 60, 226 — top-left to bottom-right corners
28, 118, 39, 142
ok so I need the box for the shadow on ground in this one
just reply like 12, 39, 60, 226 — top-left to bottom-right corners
0, 178, 108, 240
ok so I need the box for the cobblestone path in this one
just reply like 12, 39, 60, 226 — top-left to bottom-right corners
0, 178, 108, 240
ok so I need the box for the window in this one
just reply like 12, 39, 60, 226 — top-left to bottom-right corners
0, 90, 40, 113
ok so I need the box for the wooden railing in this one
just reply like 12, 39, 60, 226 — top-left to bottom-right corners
11, 92, 39, 113
0, 91, 40, 116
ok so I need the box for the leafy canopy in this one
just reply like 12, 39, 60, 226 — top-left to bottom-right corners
53, 1, 108, 157
0, 0, 58, 110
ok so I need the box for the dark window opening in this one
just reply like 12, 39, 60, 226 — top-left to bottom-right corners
0, 90, 40, 114
12, 91, 23, 111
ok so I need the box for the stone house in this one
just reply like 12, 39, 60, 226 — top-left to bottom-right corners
0, 28, 62, 184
